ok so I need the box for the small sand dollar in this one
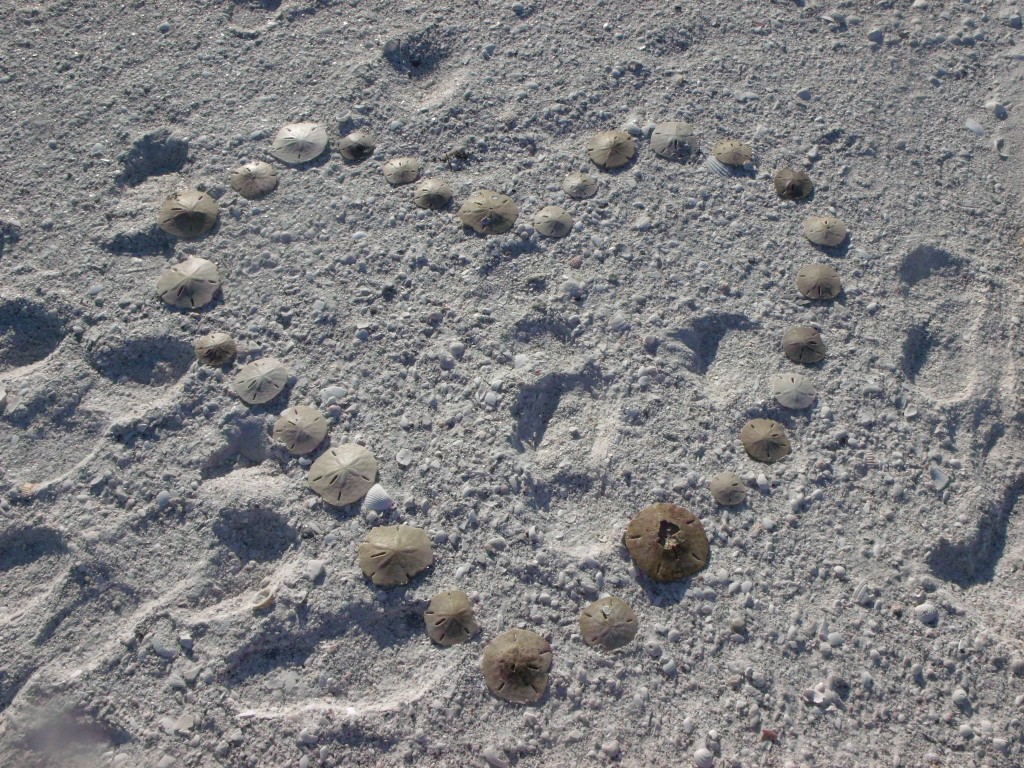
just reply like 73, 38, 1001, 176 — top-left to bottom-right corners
651, 121, 698, 160
308, 444, 378, 506
156, 257, 221, 309
273, 405, 328, 454
623, 503, 709, 582
270, 122, 328, 164
157, 190, 218, 239
229, 161, 278, 199
194, 331, 236, 366
712, 139, 753, 167
709, 472, 747, 506
533, 206, 573, 238
774, 168, 813, 200
481, 629, 552, 704
782, 325, 827, 364
338, 130, 375, 162
772, 373, 817, 410
233, 357, 289, 405
382, 157, 421, 186
796, 264, 842, 300
412, 178, 452, 210
741, 419, 791, 464
424, 590, 479, 646
587, 131, 636, 169
358, 524, 433, 586
458, 189, 519, 235
562, 172, 598, 199
802, 215, 847, 247
579, 596, 638, 651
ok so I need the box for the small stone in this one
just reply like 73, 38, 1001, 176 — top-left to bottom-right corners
601, 741, 621, 759
396, 448, 414, 467
867, 28, 884, 43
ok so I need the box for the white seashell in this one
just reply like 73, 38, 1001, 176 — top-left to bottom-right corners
703, 155, 733, 178
251, 587, 276, 612
363, 483, 395, 511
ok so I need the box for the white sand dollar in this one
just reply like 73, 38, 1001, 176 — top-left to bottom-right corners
273, 405, 328, 454
651, 121, 698, 160
802, 215, 847, 247
382, 157, 421, 186
230, 161, 278, 199
772, 373, 817, 409
156, 257, 220, 309
712, 139, 753, 166
233, 358, 289, 405
412, 178, 452, 210
533, 205, 573, 238
358, 524, 432, 586
194, 331, 236, 366
308, 444, 378, 506
709, 472, 747, 506
457, 189, 519, 234
562, 172, 598, 199
270, 122, 328, 164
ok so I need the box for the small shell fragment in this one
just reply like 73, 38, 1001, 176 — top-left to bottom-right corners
382, 157, 421, 186
802, 215, 848, 247
412, 178, 453, 210
774, 168, 813, 200
337, 130, 375, 162
308, 444, 378, 506
650, 121, 698, 160
233, 358, 290, 405
481, 629, 552, 704
587, 131, 636, 169
533, 206, 573, 238
579, 596, 638, 651
156, 257, 221, 309
358, 524, 433, 586
424, 590, 479, 646
796, 263, 842, 300
740, 419, 792, 464
772, 372, 817, 409
782, 325, 827, 364
712, 139, 753, 166
457, 189, 519, 234
229, 161, 279, 199
157, 190, 219, 239
273, 405, 328, 454
562, 172, 599, 199
622, 503, 710, 582
270, 122, 328, 164
194, 331, 237, 367
709, 472, 747, 506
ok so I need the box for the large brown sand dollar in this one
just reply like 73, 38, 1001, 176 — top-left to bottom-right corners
481, 629, 552, 704
358, 524, 433, 586
774, 168, 813, 200
802, 215, 847, 247
579, 596, 637, 651
651, 121, 698, 160
623, 503, 709, 582
233, 358, 290, 405
587, 131, 636, 169
533, 206, 573, 238
424, 590, 479, 646
796, 263, 842, 300
273, 405, 328, 454
230, 161, 279, 199
337, 130, 375, 162
782, 325, 827, 364
270, 122, 328, 164
156, 257, 220, 309
741, 419, 791, 463
194, 331, 236, 367
457, 190, 519, 235
157, 190, 218, 239
308, 444, 377, 506
412, 178, 452, 210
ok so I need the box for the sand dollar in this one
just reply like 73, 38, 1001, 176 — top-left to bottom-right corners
273, 405, 328, 454
772, 373, 817, 410
233, 357, 290, 405
562, 172, 599, 199
307, 443, 377, 506
802, 215, 847, 247
457, 189, 519, 235
424, 590, 479, 646
774, 168, 813, 200
337, 130, 375, 162
481, 629, 552, 704
623, 503, 709, 582
194, 331, 236, 367
579, 596, 638, 651
712, 139, 753, 166
741, 418, 792, 463
270, 122, 328, 164
157, 190, 218, 239
229, 161, 278, 199
412, 178, 452, 210
587, 131, 636, 169
782, 325, 827, 364
709, 471, 747, 506
358, 524, 433, 586
382, 157, 421, 186
651, 121, 698, 160
796, 263, 842, 300
533, 206, 573, 238
156, 257, 220, 309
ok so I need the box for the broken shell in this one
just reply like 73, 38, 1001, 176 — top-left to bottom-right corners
156, 257, 221, 309
412, 178, 453, 210
772, 372, 817, 410
579, 596, 638, 651
229, 161, 279, 199
194, 331, 237, 367
782, 325, 827, 364
796, 263, 842, 300
774, 168, 813, 200
251, 586, 276, 612
533, 205, 573, 238
337, 130, 375, 162
587, 131, 636, 169
741, 418, 792, 464
651, 121, 699, 160
424, 590, 479, 646
561, 172, 599, 199
363, 483, 395, 511
308, 444, 377, 506
622, 503, 710, 582
272, 405, 328, 454
802, 215, 848, 247
157, 190, 218, 239
457, 189, 519, 235
712, 139, 753, 166
382, 157, 421, 186
270, 122, 328, 164
481, 629, 552, 704
358, 524, 433, 586
232, 357, 290, 405
709, 471, 747, 506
